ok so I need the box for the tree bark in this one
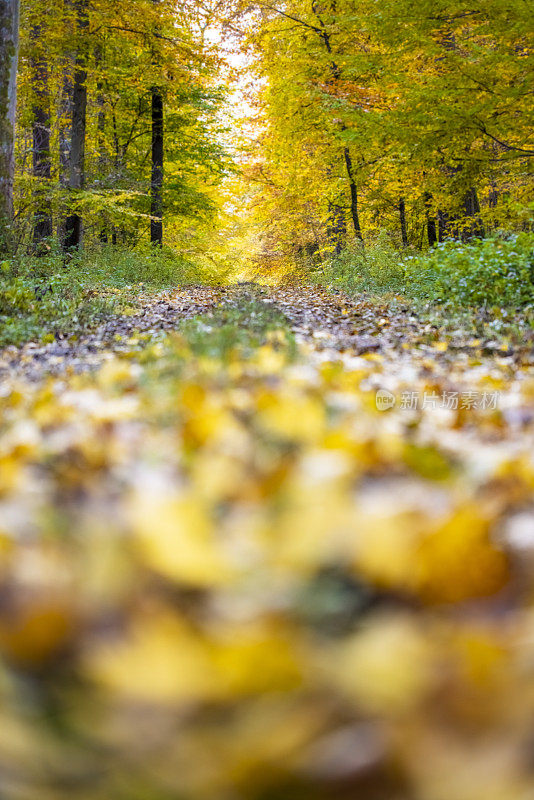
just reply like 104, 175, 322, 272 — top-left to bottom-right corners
150, 87, 163, 245
312, 1, 362, 244
462, 186, 484, 240
327, 200, 346, 255
399, 196, 408, 247
0, 0, 20, 250
95, 42, 108, 243
64, 0, 88, 251
343, 146, 362, 240
31, 20, 52, 245
149, 0, 164, 246
424, 192, 437, 247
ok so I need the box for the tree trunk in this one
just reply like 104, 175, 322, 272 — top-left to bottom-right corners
64, 0, 88, 251
462, 186, 484, 240
31, 20, 52, 246
95, 43, 108, 243
399, 196, 408, 247
343, 147, 362, 241
149, 0, 163, 246
0, 0, 20, 251
150, 86, 163, 245
424, 192, 437, 247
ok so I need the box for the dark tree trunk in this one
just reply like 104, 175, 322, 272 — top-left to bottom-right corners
57, 62, 72, 243
399, 196, 408, 246
427, 215, 438, 247
95, 43, 108, 243
424, 192, 437, 247
150, 87, 163, 245
0, 0, 20, 251
311, 1, 362, 245
343, 147, 362, 241
462, 186, 484, 240
31, 21, 52, 245
64, 0, 88, 251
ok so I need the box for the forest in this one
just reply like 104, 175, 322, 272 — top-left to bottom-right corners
0, 0, 533, 798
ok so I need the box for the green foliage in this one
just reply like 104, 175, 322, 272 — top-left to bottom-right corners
14, 0, 231, 252
313, 233, 534, 314
246, 0, 534, 258
404, 233, 534, 309
67, 243, 228, 289
177, 291, 296, 362
0, 243, 227, 348
0, 269, 113, 347
312, 235, 407, 295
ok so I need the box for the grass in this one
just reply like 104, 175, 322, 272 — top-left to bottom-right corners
176, 288, 296, 362
311, 232, 534, 339
0, 241, 228, 348
311, 235, 407, 296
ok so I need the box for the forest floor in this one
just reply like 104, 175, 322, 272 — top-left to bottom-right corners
1, 283, 534, 798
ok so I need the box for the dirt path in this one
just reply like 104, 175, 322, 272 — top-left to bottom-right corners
0, 286, 226, 382
3, 283, 533, 386
3, 282, 534, 444
1, 283, 534, 799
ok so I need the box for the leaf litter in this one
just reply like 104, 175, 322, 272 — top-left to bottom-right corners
0, 284, 533, 799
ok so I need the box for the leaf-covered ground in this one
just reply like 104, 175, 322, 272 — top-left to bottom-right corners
1, 285, 534, 800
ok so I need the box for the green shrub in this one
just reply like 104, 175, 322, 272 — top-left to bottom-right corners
312, 234, 407, 295
0, 241, 228, 348
65, 243, 227, 289
403, 233, 534, 308
0, 271, 113, 347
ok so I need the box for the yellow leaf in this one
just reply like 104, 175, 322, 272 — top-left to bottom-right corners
131, 493, 235, 587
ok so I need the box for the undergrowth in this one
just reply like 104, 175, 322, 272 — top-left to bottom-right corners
176, 290, 296, 362
0, 242, 226, 348
312, 232, 534, 336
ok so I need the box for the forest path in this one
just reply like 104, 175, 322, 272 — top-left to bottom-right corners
2, 281, 533, 388
1, 282, 534, 798
0, 286, 226, 382
1, 283, 533, 442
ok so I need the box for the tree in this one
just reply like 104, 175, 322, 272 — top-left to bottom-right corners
64, 0, 88, 250
30, 11, 52, 245
236, 0, 533, 261
0, 0, 20, 250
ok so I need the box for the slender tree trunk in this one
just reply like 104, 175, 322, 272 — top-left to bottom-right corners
31, 20, 52, 246
343, 147, 362, 241
311, 2, 362, 245
0, 0, 20, 251
399, 196, 408, 246
150, 88, 163, 245
424, 192, 437, 247
95, 42, 108, 243
64, 0, 88, 250
150, 0, 163, 246
57, 62, 72, 243
462, 186, 484, 240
